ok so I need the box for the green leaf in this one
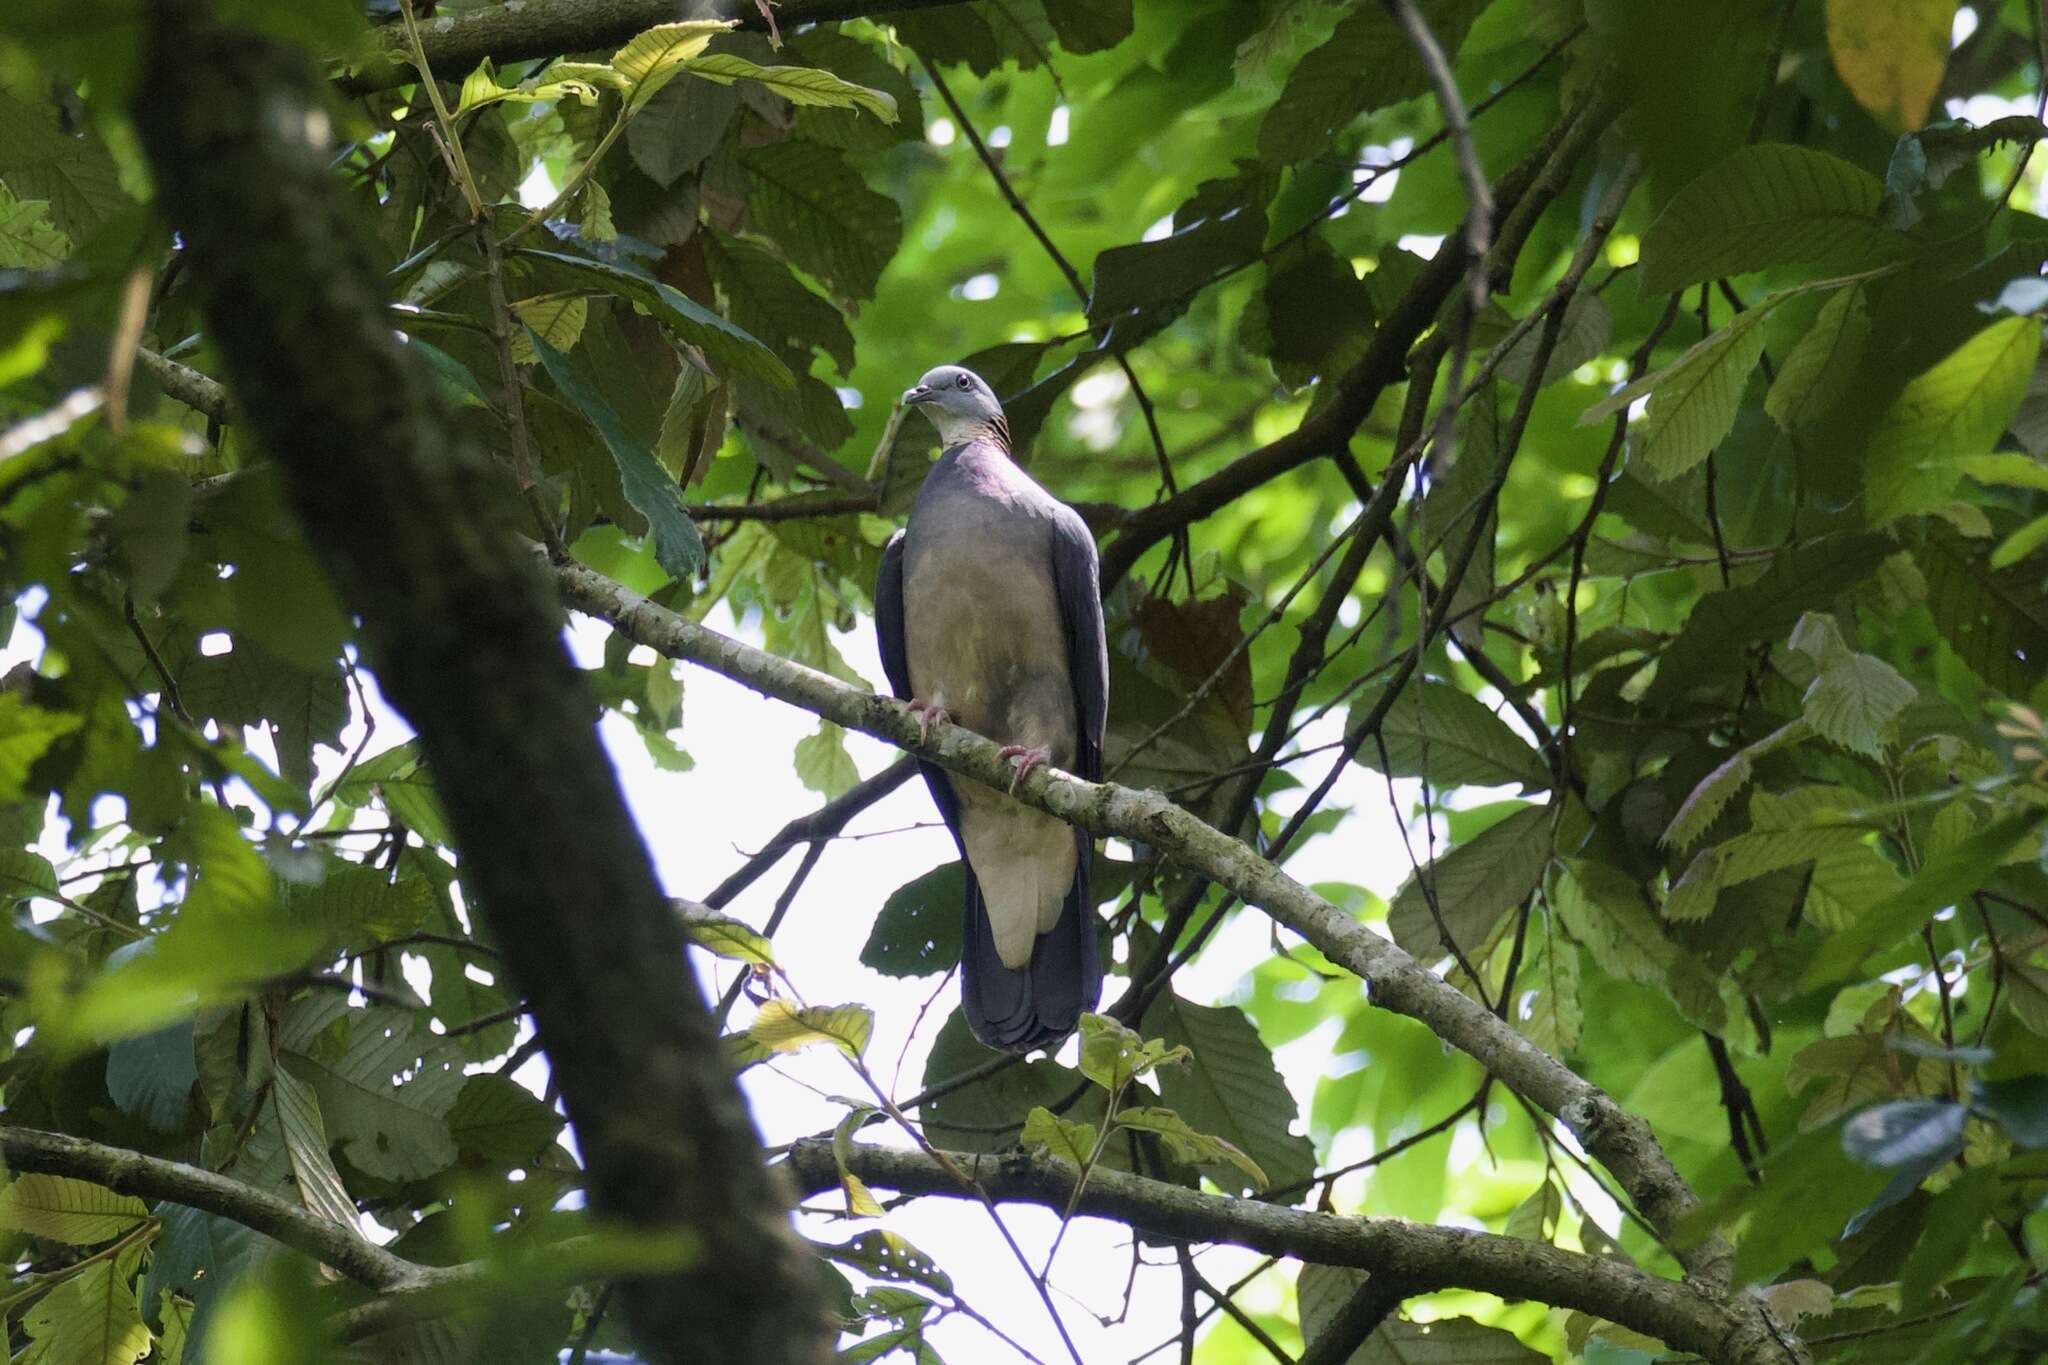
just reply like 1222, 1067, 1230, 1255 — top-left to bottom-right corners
1801, 808, 2048, 988
1993, 512, 2048, 569
1351, 1316, 1546, 1363
1885, 115, 2046, 226
793, 720, 859, 798
1077, 1012, 1190, 1093
1866, 316, 2042, 522
1021, 1105, 1097, 1166
1679, 1118, 1891, 1284
22, 1255, 152, 1365
447, 1073, 565, 1162
733, 139, 903, 302
335, 741, 451, 847
1114, 1106, 1269, 1190
289, 864, 433, 951
738, 999, 873, 1063
628, 75, 740, 187
1088, 194, 1267, 332
611, 20, 735, 108
1801, 647, 1918, 758
0, 88, 130, 239
277, 996, 465, 1183
1553, 859, 1677, 985
0, 1175, 149, 1244
514, 247, 792, 388
703, 232, 856, 373
1662, 720, 1811, 850
106, 1022, 197, 1132
508, 293, 588, 364
527, 325, 704, 580
1638, 145, 1899, 294
680, 909, 774, 965
1646, 532, 1892, 706
678, 53, 897, 120
920, 1009, 1080, 1152
1386, 805, 1551, 962
860, 862, 964, 977
1899, 1166, 1997, 1311
1766, 285, 1872, 433
1917, 525, 2048, 697
0, 185, 69, 268
452, 57, 605, 116
1256, 1, 1482, 163
1582, 305, 1772, 479
1347, 679, 1549, 790
1142, 993, 1316, 1197
1042, 0, 1134, 53
251, 1067, 358, 1230
0, 692, 83, 799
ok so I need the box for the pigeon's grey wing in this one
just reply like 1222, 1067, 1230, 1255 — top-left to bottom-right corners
876, 528, 968, 849
1048, 505, 1109, 782
875, 530, 913, 701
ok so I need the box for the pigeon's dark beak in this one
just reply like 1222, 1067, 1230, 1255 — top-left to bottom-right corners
903, 385, 932, 405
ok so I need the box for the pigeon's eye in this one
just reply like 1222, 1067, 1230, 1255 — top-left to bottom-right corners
957, 375, 971, 390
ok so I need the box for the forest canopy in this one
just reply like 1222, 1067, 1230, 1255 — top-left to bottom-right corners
2, 0, 2048, 1362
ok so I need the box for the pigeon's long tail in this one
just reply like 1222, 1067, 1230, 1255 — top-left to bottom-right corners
960, 829, 1101, 1053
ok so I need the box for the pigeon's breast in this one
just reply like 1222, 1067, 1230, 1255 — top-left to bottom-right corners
900, 497, 1076, 764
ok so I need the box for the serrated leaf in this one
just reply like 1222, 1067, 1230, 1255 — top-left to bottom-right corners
1517, 925, 1582, 1057
1583, 305, 1773, 478
508, 294, 588, 364
1114, 1106, 1269, 1189
1662, 721, 1812, 850
1825, 0, 1956, 133
1021, 1105, 1097, 1166
0, 186, 69, 268
289, 864, 434, 950
736, 139, 902, 302
860, 862, 964, 977
256, 1067, 357, 1230
1142, 994, 1316, 1197
679, 53, 896, 120
527, 325, 704, 580
1386, 805, 1551, 962
1867, 316, 2041, 522
1255, 0, 1482, 163
1767, 286, 1871, 433
0, 89, 130, 239
612, 21, 735, 107
1639, 145, 1899, 294
0, 1175, 149, 1245
1803, 649, 1917, 757
703, 232, 855, 373
1554, 860, 1676, 985
452, 56, 604, 116
22, 1256, 152, 1365
1802, 808, 2048, 988
629, 75, 740, 187
1078, 1012, 1190, 1093
742, 998, 873, 1062
1348, 680, 1549, 790
1918, 524, 2048, 696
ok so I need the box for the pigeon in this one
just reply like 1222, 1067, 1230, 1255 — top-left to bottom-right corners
874, 365, 1107, 1053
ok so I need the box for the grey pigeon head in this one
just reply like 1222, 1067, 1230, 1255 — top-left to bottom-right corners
903, 365, 1009, 449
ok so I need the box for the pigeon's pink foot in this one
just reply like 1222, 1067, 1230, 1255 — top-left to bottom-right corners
998, 744, 1051, 794
907, 699, 950, 746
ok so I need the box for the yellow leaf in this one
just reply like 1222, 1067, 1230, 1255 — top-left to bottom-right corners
1825, 0, 1957, 132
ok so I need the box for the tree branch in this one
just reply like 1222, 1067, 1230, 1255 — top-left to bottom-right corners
782, 1140, 1782, 1365
134, 6, 826, 1361
0, 1125, 420, 1292
340, 0, 972, 95
549, 556, 1727, 1286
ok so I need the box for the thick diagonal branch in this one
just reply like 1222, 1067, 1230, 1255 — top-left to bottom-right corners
133, 6, 825, 1362
783, 1141, 1786, 1365
551, 557, 1730, 1292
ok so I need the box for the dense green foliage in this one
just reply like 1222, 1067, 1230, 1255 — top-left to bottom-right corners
2, 0, 2048, 1360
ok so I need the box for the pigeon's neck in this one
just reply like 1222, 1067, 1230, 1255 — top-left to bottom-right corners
929, 411, 1011, 455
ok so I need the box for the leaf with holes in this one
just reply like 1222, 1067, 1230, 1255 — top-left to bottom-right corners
1142, 994, 1315, 1198
277, 995, 465, 1183
861, 861, 964, 977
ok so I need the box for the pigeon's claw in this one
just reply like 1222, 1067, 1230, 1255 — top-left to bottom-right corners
998, 744, 1052, 794
907, 699, 950, 746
